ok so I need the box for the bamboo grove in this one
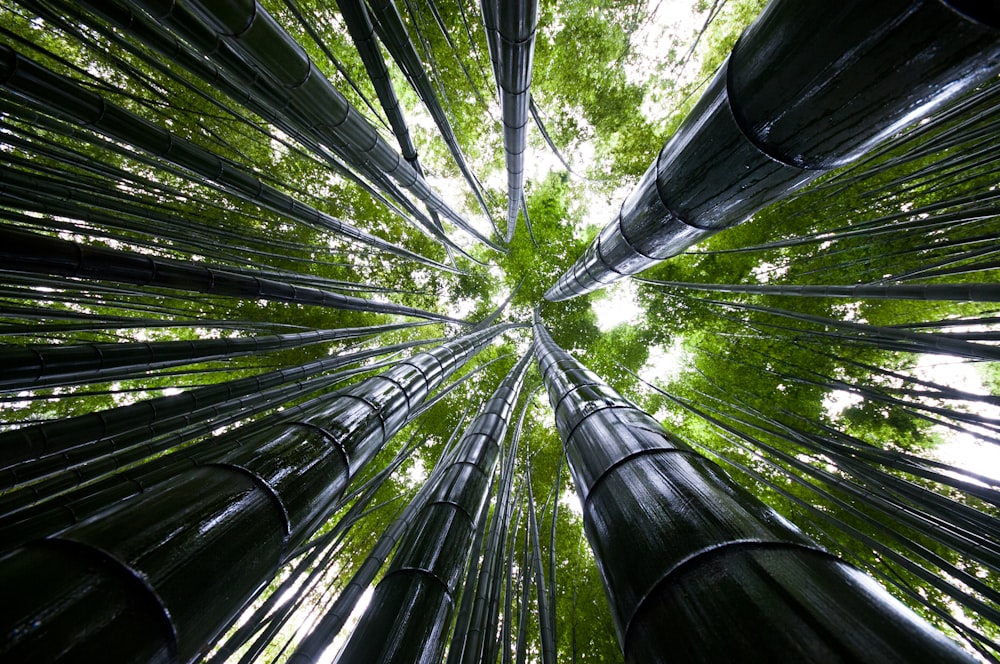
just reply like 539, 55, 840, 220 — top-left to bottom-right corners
1, 0, 999, 662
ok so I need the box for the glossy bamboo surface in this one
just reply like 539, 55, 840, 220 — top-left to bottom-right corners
128, 0, 473, 234
332, 350, 532, 663
0, 321, 424, 392
484, 0, 539, 241
532, 314, 974, 662
545, 0, 1000, 301
0, 223, 456, 323
0, 324, 514, 662
0, 43, 452, 271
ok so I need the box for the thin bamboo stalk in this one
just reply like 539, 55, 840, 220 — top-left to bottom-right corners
0, 225, 461, 323
0, 320, 430, 392
0, 44, 459, 273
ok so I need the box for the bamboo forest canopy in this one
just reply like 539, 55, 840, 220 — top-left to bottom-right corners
1, 0, 1000, 662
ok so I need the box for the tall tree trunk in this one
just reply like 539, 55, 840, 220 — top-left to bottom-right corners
545, 0, 1000, 301
0, 323, 517, 663
530, 313, 974, 662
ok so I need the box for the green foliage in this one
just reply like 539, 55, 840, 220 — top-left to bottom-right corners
497, 172, 591, 306
532, 0, 659, 178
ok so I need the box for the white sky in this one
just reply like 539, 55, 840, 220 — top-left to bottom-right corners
592, 278, 643, 331
824, 354, 1000, 482
640, 338, 691, 386
317, 587, 374, 664
912, 355, 1000, 482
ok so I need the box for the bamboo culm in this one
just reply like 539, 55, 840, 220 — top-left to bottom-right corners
0, 323, 516, 663
0, 44, 458, 273
545, 1, 1000, 301
331, 349, 533, 662
531, 312, 974, 662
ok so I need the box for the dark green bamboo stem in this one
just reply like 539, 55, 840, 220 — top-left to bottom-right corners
446, 390, 540, 664
481, 0, 538, 241
531, 313, 974, 662
285, 408, 472, 661
0, 366, 376, 525
639, 278, 1000, 302
132, 0, 482, 245
328, 350, 532, 662
0, 323, 515, 663
545, 1, 1000, 301
0, 225, 460, 323
0, 43, 458, 273
456, 400, 524, 663
336, 0, 421, 171
365, 0, 498, 239
0, 341, 427, 475
0, 352, 476, 550
61, 0, 429, 233
0, 320, 430, 392
0, 343, 433, 504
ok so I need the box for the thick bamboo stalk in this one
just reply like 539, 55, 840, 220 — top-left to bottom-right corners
0, 323, 516, 663
0, 348, 505, 546
0, 339, 439, 496
209, 422, 427, 663
330, 350, 532, 662
638, 278, 1000, 302
0, 362, 390, 546
530, 313, 974, 662
545, 0, 1000, 301
483, 0, 538, 241
284, 411, 470, 663
446, 392, 537, 664
456, 407, 523, 663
